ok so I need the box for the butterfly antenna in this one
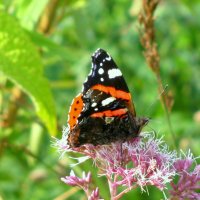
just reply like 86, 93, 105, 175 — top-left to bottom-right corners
144, 84, 169, 117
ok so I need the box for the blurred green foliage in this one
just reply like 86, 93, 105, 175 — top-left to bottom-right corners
0, 0, 199, 199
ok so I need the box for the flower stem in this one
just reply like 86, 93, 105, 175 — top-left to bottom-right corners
107, 174, 118, 200
113, 185, 137, 200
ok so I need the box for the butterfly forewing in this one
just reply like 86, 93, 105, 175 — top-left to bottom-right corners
83, 49, 130, 93
81, 48, 136, 117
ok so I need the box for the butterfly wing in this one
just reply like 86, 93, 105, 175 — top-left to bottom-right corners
81, 48, 136, 117
67, 48, 143, 147
83, 48, 129, 93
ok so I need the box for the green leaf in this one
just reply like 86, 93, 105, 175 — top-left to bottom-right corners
0, 11, 57, 135
14, 0, 49, 30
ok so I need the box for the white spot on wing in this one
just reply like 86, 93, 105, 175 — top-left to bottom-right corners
100, 63, 103, 67
81, 86, 84, 92
89, 63, 94, 75
93, 48, 101, 58
98, 68, 104, 74
93, 48, 100, 56
88, 70, 92, 76
101, 97, 116, 106
100, 78, 104, 82
108, 69, 122, 79
91, 102, 97, 107
106, 56, 111, 61
94, 108, 98, 111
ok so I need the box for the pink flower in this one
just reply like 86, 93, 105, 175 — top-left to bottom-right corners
61, 171, 91, 189
88, 188, 100, 200
169, 151, 200, 200
61, 171, 99, 198
55, 131, 179, 199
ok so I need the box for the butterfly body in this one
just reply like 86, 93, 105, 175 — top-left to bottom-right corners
67, 49, 148, 147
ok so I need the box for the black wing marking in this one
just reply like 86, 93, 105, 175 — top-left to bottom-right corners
82, 48, 130, 93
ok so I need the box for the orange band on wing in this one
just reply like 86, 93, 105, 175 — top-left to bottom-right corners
91, 84, 131, 101
91, 108, 127, 117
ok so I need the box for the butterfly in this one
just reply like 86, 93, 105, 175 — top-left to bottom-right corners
66, 48, 148, 147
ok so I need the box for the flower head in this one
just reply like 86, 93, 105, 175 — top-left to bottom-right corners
169, 151, 200, 200
88, 188, 100, 200
61, 171, 91, 189
55, 131, 179, 199
61, 170, 98, 198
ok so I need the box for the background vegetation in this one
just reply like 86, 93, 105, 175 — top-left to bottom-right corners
0, 0, 200, 199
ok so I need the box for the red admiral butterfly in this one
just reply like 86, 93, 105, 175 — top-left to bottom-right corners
67, 48, 148, 147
